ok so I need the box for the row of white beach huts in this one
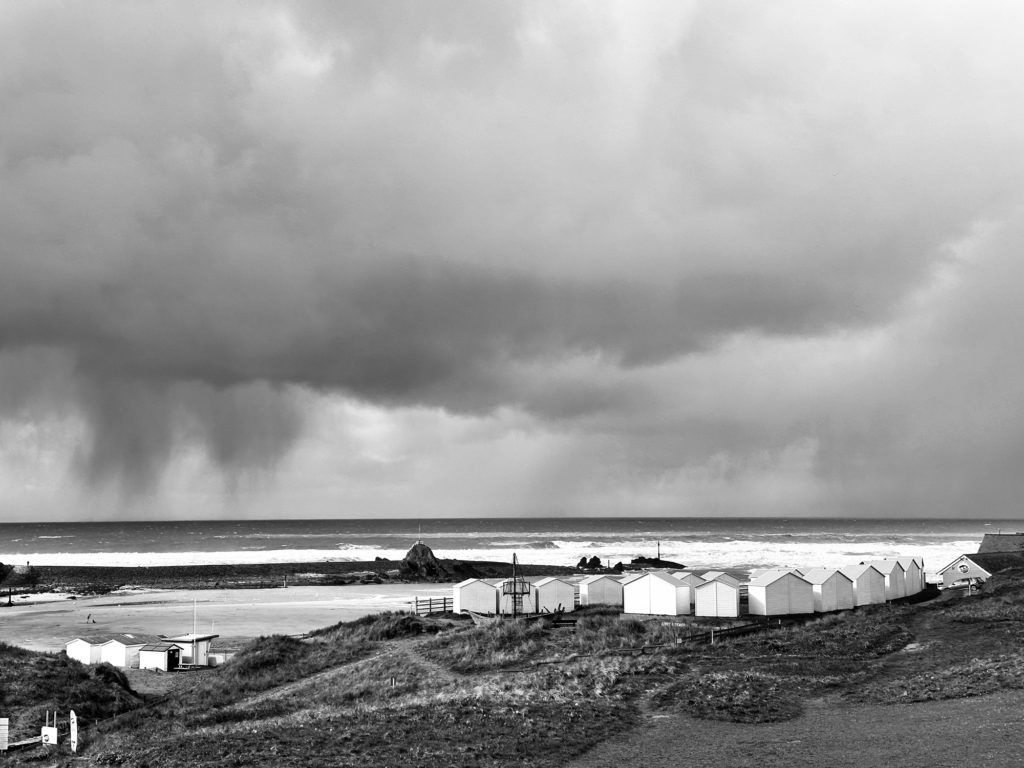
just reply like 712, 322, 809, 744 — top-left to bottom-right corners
453, 557, 925, 618
64, 632, 222, 670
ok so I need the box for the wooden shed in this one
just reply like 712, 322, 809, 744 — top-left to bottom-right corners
622, 571, 691, 616
578, 574, 624, 607
453, 578, 499, 615
897, 557, 924, 594
838, 564, 887, 606
746, 571, 814, 616
870, 560, 907, 600
801, 568, 855, 612
64, 635, 109, 665
694, 578, 741, 617
139, 642, 181, 672
99, 634, 162, 669
532, 577, 576, 614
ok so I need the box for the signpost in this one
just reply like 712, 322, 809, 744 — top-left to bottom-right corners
0, 717, 9, 753
70, 709, 78, 754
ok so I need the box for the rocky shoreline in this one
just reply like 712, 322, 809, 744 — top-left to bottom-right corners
4, 556, 578, 595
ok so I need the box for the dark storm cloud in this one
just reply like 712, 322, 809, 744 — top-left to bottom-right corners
2, 0, 1024, 510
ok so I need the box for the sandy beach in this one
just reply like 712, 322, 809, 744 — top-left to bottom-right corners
0, 583, 452, 652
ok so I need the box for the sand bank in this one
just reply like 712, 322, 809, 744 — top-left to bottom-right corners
0, 583, 452, 653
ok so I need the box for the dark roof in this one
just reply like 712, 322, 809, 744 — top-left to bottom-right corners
977, 534, 1024, 553
67, 635, 116, 645
139, 643, 179, 652
968, 551, 1024, 573
106, 633, 164, 646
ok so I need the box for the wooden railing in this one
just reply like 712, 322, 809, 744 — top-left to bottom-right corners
414, 596, 453, 616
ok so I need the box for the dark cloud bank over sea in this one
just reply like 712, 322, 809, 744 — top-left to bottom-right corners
2, 2, 1024, 519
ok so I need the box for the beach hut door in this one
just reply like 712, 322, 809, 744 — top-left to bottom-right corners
168, 648, 180, 671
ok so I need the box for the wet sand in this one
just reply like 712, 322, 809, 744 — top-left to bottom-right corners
0, 583, 452, 652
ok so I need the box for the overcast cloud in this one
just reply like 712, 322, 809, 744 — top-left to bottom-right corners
2, 1, 1023, 520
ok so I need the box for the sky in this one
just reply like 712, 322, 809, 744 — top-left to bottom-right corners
2, 1, 1024, 521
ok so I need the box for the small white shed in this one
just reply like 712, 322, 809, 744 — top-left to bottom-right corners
138, 642, 181, 672
453, 578, 499, 614
64, 635, 109, 665
694, 578, 741, 617
801, 568, 855, 613
165, 633, 219, 667
670, 572, 705, 609
871, 560, 908, 600
699, 571, 742, 587
839, 564, 887, 606
622, 571, 691, 616
578, 574, 624, 607
747, 571, 814, 616
100, 634, 160, 669
532, 577, 576, 614
897, 557, 924, 595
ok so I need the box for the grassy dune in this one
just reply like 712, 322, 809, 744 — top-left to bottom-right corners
6, 571, 1024, 766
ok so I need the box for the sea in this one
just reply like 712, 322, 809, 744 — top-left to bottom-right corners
0, 517, 1014, 579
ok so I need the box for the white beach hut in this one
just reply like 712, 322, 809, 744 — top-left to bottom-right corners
870, 560, 908, 600
839, 564, 887, 606
694, 578, 741, 618
99, 634, 161, 669
532, 577, 576, 614
138, 642, 181, 672
65, 635, 109, 665
699, 571, 742, 587
897, 557, 924, 595
165, 633, 219, 667
453, 578, 499, 615
746, 571, 814, 616
622, 571, 691, 616
670, 572, 705, 610
578, 574, 624, 607
801, 568, 855, 613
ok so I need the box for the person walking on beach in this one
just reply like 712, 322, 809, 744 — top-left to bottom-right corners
86, 614, 91, 622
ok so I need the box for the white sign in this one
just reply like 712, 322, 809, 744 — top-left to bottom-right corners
70, 709, 78, 753
0, 717, 9, 752
41, 725, 58, 745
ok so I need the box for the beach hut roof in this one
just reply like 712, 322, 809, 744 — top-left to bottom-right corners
533, 576, 572, 588
748, 570, 810, 587
140, 642, 179, 652
839, 563, 882, 579
105, 633, 163, 647
164, 633, 219, 643
455, 578, 482, 588
579, 574, 619, 585
896, 557, 919, 569
801, 568, 853, 585
694, 578, 738, 591
870, 560, 905, 575
639, 571, 683, 586
66, 635, 117, 646
939, 551, 1024, 576
618, 572, 646, 585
